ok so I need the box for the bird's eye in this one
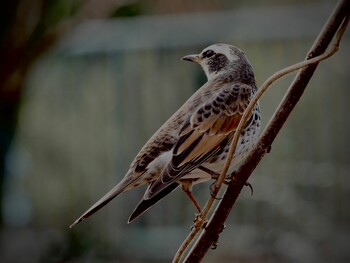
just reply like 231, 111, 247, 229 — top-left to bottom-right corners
202, 49, 215, 58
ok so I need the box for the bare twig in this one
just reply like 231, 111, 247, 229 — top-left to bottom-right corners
173, 0, 350, 262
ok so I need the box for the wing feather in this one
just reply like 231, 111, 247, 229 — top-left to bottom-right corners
145, 83, 255, 199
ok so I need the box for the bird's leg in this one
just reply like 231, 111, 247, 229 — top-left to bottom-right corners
198, 165, 229, 200
185, 189, 209, 231
198, 166, 230, 184
183, 188, 202, 213
182, 180, 209, 230
198, 165, 220, 178
198, 166, 253, 195
181, 180, 202, 213
198, 166, 225, 199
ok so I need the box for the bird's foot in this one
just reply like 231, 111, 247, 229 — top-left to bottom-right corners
199, 166, 230, 184
209, 181, 223, 200
191, 214, 208, 231
229, 171, 254, 196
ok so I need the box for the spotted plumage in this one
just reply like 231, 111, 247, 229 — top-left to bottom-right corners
70, 43, 261, 227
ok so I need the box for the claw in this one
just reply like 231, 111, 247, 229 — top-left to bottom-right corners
209, 181, 223, 200
191, 214, 208, 231
211, 224, 226, 249
229, 171, 236, 179
245, 181, 254, 196
211, 242, 218, 250
190, 225, 194, 231
193, 213, 200, 223
230, 171, 253, 195
266, 145, 272, 153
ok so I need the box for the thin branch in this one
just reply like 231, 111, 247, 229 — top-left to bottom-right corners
173, 0, 350, 262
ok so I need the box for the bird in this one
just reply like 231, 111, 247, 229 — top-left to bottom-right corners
70, 43, 261, 227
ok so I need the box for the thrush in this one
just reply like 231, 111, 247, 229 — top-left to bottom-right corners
70, 43, 261, 227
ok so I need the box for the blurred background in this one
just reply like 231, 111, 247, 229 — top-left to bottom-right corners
0, 0, 349, 262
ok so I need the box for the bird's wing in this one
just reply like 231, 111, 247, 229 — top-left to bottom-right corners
145, 83, 254, 199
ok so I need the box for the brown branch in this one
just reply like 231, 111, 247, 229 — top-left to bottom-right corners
182, 0, 350, 262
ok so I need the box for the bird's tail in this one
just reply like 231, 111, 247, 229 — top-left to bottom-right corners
70, 172, 138, 228
128, 182, 179, 223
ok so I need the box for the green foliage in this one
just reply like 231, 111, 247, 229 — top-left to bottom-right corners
41, 0, 77, 29
112, 2, 142, 17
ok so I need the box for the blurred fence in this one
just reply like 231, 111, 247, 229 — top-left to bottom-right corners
2, 2, 350, 263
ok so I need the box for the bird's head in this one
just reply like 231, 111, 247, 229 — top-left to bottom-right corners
182, 43, 251, 80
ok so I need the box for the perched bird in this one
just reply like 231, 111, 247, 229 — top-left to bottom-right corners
70, 43, 261, 227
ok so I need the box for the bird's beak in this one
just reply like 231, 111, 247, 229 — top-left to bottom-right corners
182, 54, 201, 63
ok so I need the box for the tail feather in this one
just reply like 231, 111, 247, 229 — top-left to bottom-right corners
128, 182, 179, 223
70, 172, 138, 228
